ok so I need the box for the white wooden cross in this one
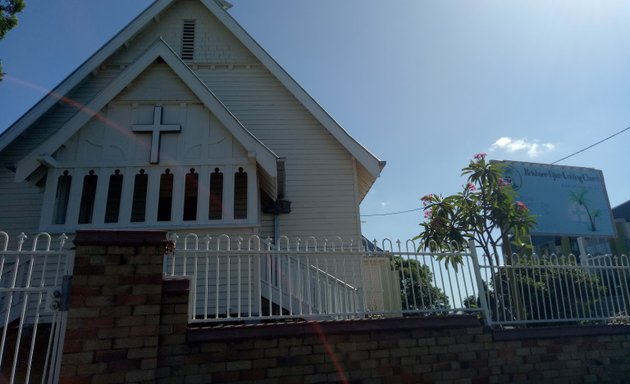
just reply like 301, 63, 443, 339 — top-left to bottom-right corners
132, 106, 181, 164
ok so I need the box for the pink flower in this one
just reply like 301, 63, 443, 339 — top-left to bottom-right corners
424, 209, 433, 219
474, 153, 487, 160
498, 178, 510, 187
421, 194, 434, 201
515, 201, 527, 211
466, 182, 476, 191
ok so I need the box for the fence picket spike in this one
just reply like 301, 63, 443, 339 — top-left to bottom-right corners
203, 235, 212, 251
58, 233, 68, 251
17, 232, 27, 251
0, 231, 9, 251
168, 233, 180, 249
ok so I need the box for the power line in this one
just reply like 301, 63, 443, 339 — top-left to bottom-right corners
361, 207, 421, 217
552, 125, 630, 164
364, 124, 630, 218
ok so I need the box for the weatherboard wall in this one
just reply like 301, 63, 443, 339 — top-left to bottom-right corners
0, 168, 43, 243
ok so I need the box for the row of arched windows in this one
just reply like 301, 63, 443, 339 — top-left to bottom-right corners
52, 167, 248, 226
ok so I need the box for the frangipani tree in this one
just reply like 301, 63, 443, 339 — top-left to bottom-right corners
0, 0, 26, 80
414, 153, 536, 266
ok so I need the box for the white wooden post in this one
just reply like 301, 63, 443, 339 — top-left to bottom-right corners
172, 167, 185, 223
197, 165, 210, 223
118, 167, 135, 225
39, 168, 59, 229
145, 167, 160, 225
247, 163, 257, 223
65, 168, 84, 227
223, 165, 235, 221
91, 168, 110, 224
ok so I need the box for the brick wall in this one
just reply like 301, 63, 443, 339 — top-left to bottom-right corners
63, 230, 630, 383
162, 283, 630, 384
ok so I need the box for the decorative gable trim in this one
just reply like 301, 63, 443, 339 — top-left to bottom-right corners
15, 39, 279, 184
1, 0, 384, 181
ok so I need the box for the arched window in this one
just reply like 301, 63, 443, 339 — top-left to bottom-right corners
209, 168, 223, 220
183, 168, 198, 221
234, 167, 247, 219
131, 169, 148, 222
105, 170, 123, 223
78, 170, 98, 224
158, 169, 174, 222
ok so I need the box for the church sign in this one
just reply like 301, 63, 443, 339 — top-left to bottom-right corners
499, 161, 616, 237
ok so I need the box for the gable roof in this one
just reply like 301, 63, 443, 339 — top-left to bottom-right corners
0, 0, 384, 179
15, 39, 279, 185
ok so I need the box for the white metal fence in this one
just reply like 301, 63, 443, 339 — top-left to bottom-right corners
166, 234, 630, 327
0, 232, 73, 384
478, 253, 630, 326
164, 234, 365, 322
165, 234, 487, 323
362, 239, 486, 318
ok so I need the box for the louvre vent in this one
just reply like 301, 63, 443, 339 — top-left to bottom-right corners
181, 20, 196, 61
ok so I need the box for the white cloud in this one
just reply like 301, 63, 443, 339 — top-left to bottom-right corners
490, 137, 555, 158
380, 201, 390, 207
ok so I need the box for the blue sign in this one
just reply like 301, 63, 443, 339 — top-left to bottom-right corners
499, 161, 615, 237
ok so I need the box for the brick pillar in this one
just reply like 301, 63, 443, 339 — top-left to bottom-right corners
61, 230, 168, 384
156, 276, 191, 382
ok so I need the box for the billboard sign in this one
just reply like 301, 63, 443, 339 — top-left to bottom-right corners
498, 161, 615, 237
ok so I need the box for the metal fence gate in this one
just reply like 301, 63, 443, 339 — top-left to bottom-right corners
0, 232, 73, 384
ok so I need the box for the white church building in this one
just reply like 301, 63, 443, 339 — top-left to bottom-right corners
0, 0, 385, 244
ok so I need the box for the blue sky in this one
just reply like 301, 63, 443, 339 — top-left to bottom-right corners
1, 1, 629, 240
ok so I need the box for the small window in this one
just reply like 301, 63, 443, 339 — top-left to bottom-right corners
54, 171, 72, 225
183, 168, 198, 221
158, 169, 174, 221
78, 170, 98, 224
234, 167, 247, 219
209, 168, 223, 220
131, 169, 148, 222
181, 20, 195, 60
105, 170, 123, 223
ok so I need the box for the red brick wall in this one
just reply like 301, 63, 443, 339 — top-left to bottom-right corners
63, 231, 630, 384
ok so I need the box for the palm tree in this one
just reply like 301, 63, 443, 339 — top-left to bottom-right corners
569, 189, 598, 232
